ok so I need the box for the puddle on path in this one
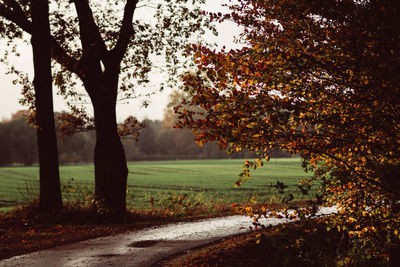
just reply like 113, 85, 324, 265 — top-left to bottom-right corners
96, 254, 121, 258
129, 240, 159, 248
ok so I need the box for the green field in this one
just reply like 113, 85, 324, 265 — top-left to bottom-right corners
0, 158, 316, 212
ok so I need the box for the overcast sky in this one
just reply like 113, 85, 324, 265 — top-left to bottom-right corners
0, 0, 241, 122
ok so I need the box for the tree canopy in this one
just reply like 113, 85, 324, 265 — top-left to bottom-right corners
0, 0, 215, 215
1, 0, 214, 131
176, 0, 400, 261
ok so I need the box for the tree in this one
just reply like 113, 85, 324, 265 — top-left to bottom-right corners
30, 0, 62, 211
57, 131, 95, 164
0, 111, 97, 165
164, 90, 204, 157
0, 112, 37, 166
0, 0, 214, 215
176, 0, 400, 262
137, 120, 158, 155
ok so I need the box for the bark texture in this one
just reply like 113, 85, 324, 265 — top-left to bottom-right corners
83, 77, 128, 215
93, 100, 128, 215
30, 0, 62, 211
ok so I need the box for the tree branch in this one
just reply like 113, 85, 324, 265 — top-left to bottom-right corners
0, 0, 31, 33
0, 1, 81, 76
71, 0, 107, 60
112, 0, 139, 63
49, 39, 82, 77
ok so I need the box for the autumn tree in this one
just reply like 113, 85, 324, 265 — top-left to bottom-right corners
0, 0, 214, 215
176, 0, 400, 262
165, 74, 224, 157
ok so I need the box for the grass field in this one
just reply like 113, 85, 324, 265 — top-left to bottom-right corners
0, 158, 316, 212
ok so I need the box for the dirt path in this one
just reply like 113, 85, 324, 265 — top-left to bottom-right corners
0, 207, 336, 267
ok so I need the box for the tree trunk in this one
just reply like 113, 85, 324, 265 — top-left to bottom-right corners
31, 0, 62, 211
91, 89, 128, 216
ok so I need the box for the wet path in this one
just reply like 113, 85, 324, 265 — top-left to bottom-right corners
0, 207, 336, 267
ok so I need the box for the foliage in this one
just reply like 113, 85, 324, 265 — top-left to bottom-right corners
0, 0, 215, 133
175, 0, 400, 261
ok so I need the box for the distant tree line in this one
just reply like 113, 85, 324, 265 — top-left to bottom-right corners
0, 110, 94, 166
0, 110, 290, 166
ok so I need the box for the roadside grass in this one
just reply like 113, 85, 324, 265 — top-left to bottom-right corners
0, 158, 316, 212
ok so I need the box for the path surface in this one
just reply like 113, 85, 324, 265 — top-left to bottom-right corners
0, 207, 336, 267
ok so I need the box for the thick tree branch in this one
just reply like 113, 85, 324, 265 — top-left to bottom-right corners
0, 1, 81, 76
112, 0, 138, 63
71, 0, 107, 60
49, 39, 82, 77
0, 1, 31, 32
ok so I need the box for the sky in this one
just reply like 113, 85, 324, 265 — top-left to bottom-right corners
0, 0, 241, 122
